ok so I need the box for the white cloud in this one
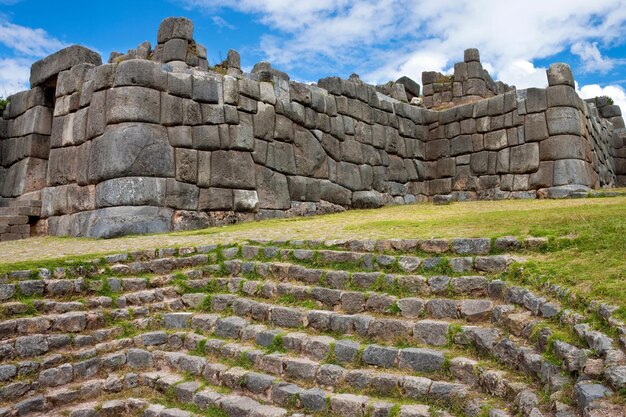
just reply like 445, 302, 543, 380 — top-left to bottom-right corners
0, 19, 67, 95
496, 60, 548, 89
179, 0, 626, 89
0, 57, 30, 97
578, 84, 626, 116
571, 41, 617, 72
0, 21, 66, 57
211, 16, 235, 30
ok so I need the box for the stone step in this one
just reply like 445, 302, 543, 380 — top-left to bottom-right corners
253, 236, 549, 255
0, 215, 29, 225
236, 244, 521, 274
0, 205, 40, 217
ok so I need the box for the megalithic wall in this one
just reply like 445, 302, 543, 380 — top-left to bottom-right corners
0, 17, 625, 239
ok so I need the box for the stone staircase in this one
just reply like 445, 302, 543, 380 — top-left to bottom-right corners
0, 237, 624, 417
0, 198, 42, 241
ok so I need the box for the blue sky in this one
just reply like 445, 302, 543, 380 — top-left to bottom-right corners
2, 0, 626, 110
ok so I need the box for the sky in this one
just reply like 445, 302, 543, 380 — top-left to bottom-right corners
2, 0, 626, 111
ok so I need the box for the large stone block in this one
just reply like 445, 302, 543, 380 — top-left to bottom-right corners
192, 77, 219, 104
30, 45, 102, 87
114, 59, 167, 90
165, 179, 199, 210
509, 143, 539, 173
546, 85, 579, 108
425, 139, 449, 160
192, 125, 220, 150
546, 63, 574, 87
546, 107, 583, 136
254, 102, 275, 140
47, 147, 78, 186
12, 106, 52, 137
2, 157, 47, 196
256, 165, 290, 209
157, 17, 194, 43
529, 161, 554, 188
266, 141, 296, 175
210, 150, 255, 189
525, 113, 549, 142
197, 188, 233, 212
86, 90, 106, 139
95, 177, 166, 207
88, 123, 174, 182
161, 93, 183, 126
7, 87, 48, 118
525, 88, 547, 113
175, 148, 198, 183
162, 38, 188, 62
294, 126, 327, 178
484, 129, 507, 150
79, 206, 174, 238
539, 135, 591, 161
336, 161, 362, 191
106, 87, 160, 124
553, 159, 592, 186
228, 113, 254, 151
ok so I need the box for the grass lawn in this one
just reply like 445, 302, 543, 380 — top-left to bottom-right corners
1, 194, 625, 315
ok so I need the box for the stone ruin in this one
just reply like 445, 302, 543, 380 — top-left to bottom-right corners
1, 17, 625, 239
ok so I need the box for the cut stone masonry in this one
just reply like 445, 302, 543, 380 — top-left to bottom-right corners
1, 17, 625, 239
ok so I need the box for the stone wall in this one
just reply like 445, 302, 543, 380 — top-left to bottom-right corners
1, 17, 625, 238
421, 49, 513, 110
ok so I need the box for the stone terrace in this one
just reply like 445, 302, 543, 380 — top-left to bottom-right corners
0, 236, 624, 417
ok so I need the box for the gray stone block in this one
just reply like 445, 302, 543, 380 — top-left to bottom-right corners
157, 17, 194, 43
193, 77, 219, 103
524, 113, 549, 142
413, 320, 449, 346
88, 123, 174, 182
464, 48, 480, 62
547, 63, 574, 87
361, 343, 399, 367
399, 348, 445, 372
95, 177, 166, 208
546, 85, 578, 108
77, 206, 174, 238
114, 59, 167, 90
352, 191, 384, 208
215, 316, 247, 338
553, 159, 592, 186
198, 187, 233, 210
539, 135, 590, 161
525, 88, 547, 113
210, 150, 255, 189
256, 165, 290, 210
162, 38, 188, 62
574, 382, 612, 410
30, 45, 102, 87
165, 179, 199, 210
510, 143, 539, 173
546, 107, 583, 136
106, 86, 160, 124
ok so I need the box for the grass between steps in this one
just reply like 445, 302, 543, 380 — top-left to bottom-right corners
0, 196, 625, 315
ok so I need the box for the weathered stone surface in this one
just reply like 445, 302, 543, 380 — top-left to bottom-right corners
547, 63, 575, 87
30, 45, 101, 87
106, 86, 160, 124
95, 177, 166, 207
362, 345, 398, 368
399, 348, 445, 372
413, 320, 449, 346
88, 123, 174, 182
